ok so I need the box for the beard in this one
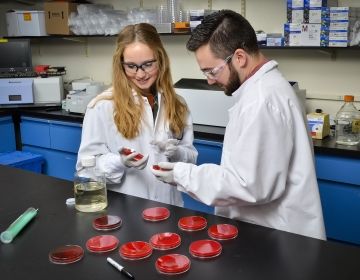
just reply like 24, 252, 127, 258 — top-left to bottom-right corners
222, 64, 241, 96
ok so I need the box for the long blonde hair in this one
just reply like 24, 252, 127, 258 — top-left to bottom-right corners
102, 23, 188, 139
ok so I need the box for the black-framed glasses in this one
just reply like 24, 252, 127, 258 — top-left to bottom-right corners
122, 59, 158, 74
202, 54, 234, 80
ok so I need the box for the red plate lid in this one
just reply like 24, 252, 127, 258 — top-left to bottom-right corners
142, 207, 170, 221
178, 216, 207, 231
119, 241, 153, 260
155, 254, 191, 275
150, 232, 181, 250
208, 224, 238, 240
49, 245, 84, 264
93, 215, 122, 231
120, 148, 144, 160
86, 235, 119, 253
189, 239, 222, 259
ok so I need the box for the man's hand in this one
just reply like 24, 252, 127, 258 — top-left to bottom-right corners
150, 162, 176, 184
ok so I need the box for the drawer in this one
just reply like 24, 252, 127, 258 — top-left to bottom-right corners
194, 139, 223, 165
315, 154, 360, 186
50, 120, 82, 153
0, 116, 16, 152
319, 179, 360, 245
20, 117, 51, 148
23, 145, 77, 181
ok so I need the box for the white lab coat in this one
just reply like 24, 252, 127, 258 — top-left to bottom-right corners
174, 60, 326, 240
77, 88, 197, 206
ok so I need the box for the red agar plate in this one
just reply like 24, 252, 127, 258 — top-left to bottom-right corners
149, 232, 181, 250
178, 216, 207, 231
93, 215, 122, 231
86, 235, 119, 253
152, 165, 172, 171
208, 224, 238, 240
119, 241, 153, 260
49, 245, 84, 264
155, 254, 191, 275
142, 207, 170, 221
189, 239, 222, 259
120, 148, 144, 160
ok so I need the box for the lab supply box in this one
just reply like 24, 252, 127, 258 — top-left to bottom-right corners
307, 110, 330, 139
44, 2, 78, 35
0, 151, 44, 173
6, 10, 47, 36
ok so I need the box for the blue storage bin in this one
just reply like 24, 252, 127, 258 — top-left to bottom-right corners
0, 151, 44, 173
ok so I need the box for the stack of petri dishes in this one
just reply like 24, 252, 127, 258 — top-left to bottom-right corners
189, 239, 222, 259
86, 235, 119, 253
142, 207, 170, 222
178, 216, 207, 231
92, 215, 122, 231
49, 245, 84, 264
208, 224, 238, 240
155, 254, 191, 275
149, 232, 181, 250
119, 241, 153, 260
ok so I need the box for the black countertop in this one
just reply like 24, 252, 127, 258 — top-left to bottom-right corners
1, 165, 360, 280
1, 107, 360, 158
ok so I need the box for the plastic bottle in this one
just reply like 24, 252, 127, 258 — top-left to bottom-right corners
74, 155, 107, 212
335, 95, 360, 145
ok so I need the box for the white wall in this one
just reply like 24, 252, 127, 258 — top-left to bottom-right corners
1, 0, 360, 117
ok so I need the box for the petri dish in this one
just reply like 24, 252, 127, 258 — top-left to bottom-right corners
86, 235, 119, 253
178, 216, 207, 231
208, 224, 238, 240
149, 232, 181, 250
189, 239, 222, 259
155, 254, 191, 275
119, 241, 153, 260
49, 245, 84, 264
142, 207, 170, 222
93, 215, 122, 231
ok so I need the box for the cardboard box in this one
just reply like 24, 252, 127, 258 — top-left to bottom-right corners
6, 10, 47, 36
307, 111, 330, 139
44, 2, 78, 35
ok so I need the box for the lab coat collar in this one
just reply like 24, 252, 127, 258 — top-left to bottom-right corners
232, 60, 278, 100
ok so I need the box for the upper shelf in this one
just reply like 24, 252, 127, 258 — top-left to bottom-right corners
1, 35, 360, 50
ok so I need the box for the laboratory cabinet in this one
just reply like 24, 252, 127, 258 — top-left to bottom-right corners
0, 116, 16, 152
20, 116, 82, 180
315, 153, 360, 245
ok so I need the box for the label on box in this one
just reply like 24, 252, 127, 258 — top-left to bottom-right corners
23, 13, 32, 21
288, 0, 304, 8
307, 113, 330, 139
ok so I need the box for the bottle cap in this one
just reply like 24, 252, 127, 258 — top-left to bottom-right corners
208, 224, 238, 240
119, 241, 153, 260
344, 95, 354, 102
93, 215, 122, 231
81, 155, 96, 167
178, 216, 207, 231
155, 254, 191, 275
142, 207, 170, 221
86, 235, 119, 253
49, 245, 84, 264
149, 232, 181, 250
189, 239, 222, 259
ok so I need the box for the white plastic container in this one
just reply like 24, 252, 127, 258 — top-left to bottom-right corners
6, 10, 47, 36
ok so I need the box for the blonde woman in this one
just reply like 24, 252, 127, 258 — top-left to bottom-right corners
77, 23, 197, 206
